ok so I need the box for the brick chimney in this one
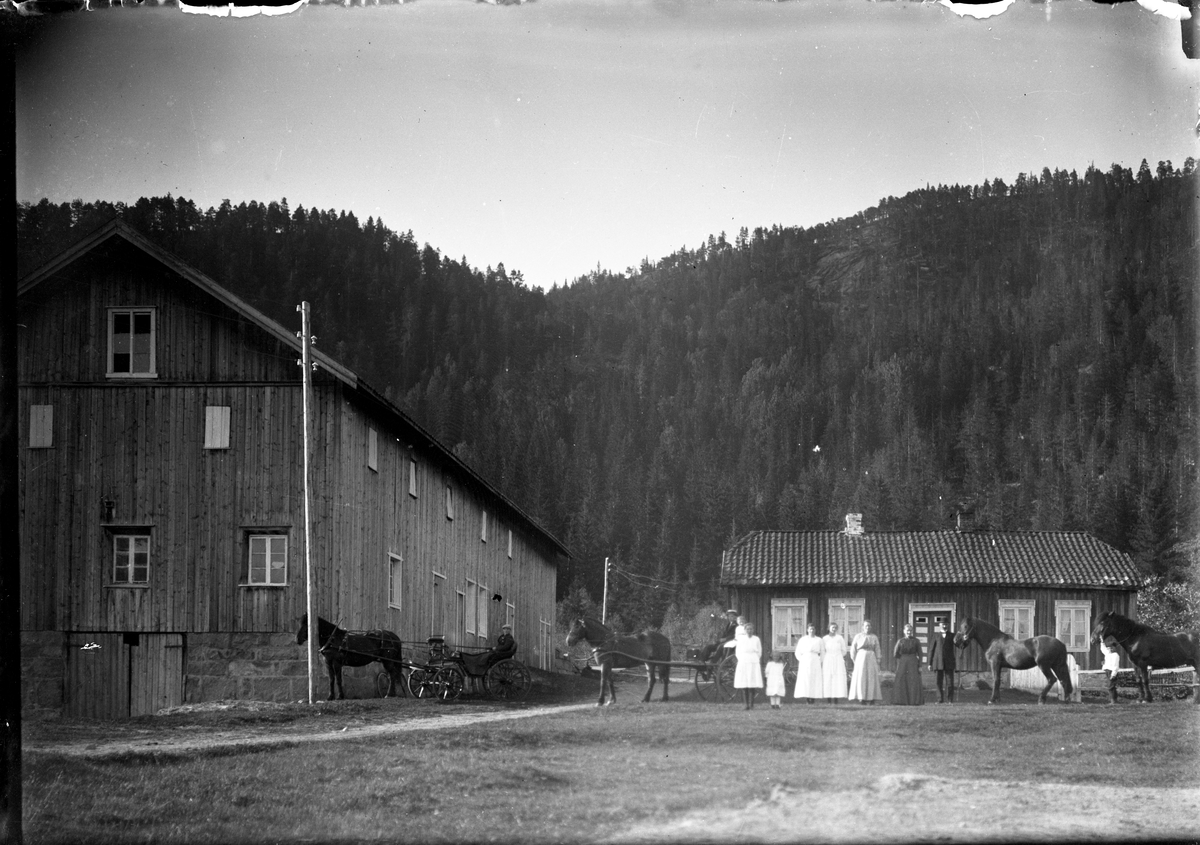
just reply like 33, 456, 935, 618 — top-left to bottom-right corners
956, 510, 976, 532
844, 513, 864, 536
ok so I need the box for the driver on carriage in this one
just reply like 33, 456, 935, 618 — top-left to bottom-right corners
487, 624, 517, 668
699, 609, 740, 664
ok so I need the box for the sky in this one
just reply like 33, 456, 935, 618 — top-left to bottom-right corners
14, 0, 1199, 289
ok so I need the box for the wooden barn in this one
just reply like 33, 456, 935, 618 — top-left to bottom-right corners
18, 219, 569, 718
720, 514, 1141, 676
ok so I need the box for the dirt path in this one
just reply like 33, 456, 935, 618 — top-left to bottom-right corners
608, 774, 1200, 843
24, 703, 594, 760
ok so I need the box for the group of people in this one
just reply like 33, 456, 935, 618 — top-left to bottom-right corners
717, 609, 957, 709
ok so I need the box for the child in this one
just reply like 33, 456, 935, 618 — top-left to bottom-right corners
765, 651, 788, 709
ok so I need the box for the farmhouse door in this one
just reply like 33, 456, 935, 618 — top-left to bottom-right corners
912, 611, 953, 665
130, 633, 184, 716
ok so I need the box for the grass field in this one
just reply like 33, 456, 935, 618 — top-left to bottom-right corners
21, 675, 1200, 844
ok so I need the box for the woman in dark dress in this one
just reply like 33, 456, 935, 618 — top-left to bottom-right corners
891, 623, 924, 705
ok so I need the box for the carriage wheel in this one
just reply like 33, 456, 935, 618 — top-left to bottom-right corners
484, 659, 532, 701
407, 668, 439, 699
694, 661, 720, 701
433, 666, 464, 701
375, 671, 394, 698
716, 654, 739, 702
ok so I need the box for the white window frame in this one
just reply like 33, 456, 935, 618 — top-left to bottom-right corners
107, 307, 157, 378
771, 598, 808, 652
1055, 601, 1092, 652
431, 571, 446, 637
248, 534, 288, 586
506, 602, 515, 629
507, 529, 513, 559
388, 553, 403, 610
998, 599, 1036, 641
409, 458, 418, 498
204, 406, 231, 450
465, 579, 478, 635
446, 486, 455, 520
540, 618, 552, 671
477, 583, 489, 641
828, 597, 866, 640
456, 590, 466, 642
367, 427, 378, 472
29, 405, 53, 449
481, 510, 488, 543
112, 534, 150, 586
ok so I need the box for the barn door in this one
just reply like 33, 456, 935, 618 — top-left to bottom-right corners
130, 633, 184, 716
65, 633, 129, 719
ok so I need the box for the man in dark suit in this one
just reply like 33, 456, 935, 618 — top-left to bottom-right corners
486, 624, 517, 668
928, 619, 956, 703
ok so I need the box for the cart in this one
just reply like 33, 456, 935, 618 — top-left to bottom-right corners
399, 636, 533, 702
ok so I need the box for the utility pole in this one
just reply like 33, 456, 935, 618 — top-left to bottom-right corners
602, 557, 609, 624
297, 303, 317, 705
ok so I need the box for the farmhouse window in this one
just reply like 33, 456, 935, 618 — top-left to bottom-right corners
247, 534, 288, 586
998, 600, 1035, 640
112, 534, 150, 585
827, 598, 865, 640
388, 553, 403, 609
431, 572, 446, 637
368, 428, 378, 472
107, 308, 157, 378
477, 584, 489, 640
506, 603, 515, 629
456, 590, 466, 641
771, 598, 808, 651
204, 406, 231, 449
1055, 601, 1091, 652
29, 404, 53, 449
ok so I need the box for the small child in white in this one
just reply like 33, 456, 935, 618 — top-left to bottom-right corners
765, 652, 788, 709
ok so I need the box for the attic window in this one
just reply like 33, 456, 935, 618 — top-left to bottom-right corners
107, 308, 157, 378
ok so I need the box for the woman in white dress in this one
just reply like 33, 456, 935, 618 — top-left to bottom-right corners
793, 623, 825, 703
822, 622, 849, 703
733, 622, 764, 710
848, 619, 883, 704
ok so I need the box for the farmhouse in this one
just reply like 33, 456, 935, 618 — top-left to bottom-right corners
18, 219, 569, 718
721, 514, 1141, 676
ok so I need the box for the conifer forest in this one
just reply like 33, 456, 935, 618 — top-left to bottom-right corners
17, 160, 1198, 628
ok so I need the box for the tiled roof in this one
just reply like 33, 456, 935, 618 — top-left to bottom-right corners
721, 530, 1141, 589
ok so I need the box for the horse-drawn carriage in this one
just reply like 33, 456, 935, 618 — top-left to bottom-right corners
299, 616, 532, 702
405, 636, 533, 702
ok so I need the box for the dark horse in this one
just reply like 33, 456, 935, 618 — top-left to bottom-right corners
954, 617, 1074, 704
565, 616, 671, 707
1091, 611, 1200, 705
297, 614, 405, 700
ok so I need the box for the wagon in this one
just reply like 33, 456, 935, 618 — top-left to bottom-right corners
400, 636, 533, 702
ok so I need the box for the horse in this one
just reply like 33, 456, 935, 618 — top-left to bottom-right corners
1090, 611, 1200, 705
297, 614, 405, 700
954, 617, 1074, 704
565, 616, 671, 707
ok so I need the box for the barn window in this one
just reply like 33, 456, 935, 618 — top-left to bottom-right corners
827, 598, 865, 641
247, 534, 288, 586
481, 510, 488, 543
465, 579, 478, 634
388, 553, 403, 609
107, 308, 157, 378
204, 406, 231, 449
29, 405, 53, 449
997, 600, 1035, 640
771, 598, 808, 651
507, 529, 513, 559
409, 458, 418, 498
367, 428, 378, 472
445, 486, 455, 520
477, 583, 489, 640
112, 534, 150, 585
431, 572, 446, 636
506, 602, 515, 629
1055, 601, 1092, 652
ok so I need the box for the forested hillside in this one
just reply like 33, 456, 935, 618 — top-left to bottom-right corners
17, 160, 1198, 627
